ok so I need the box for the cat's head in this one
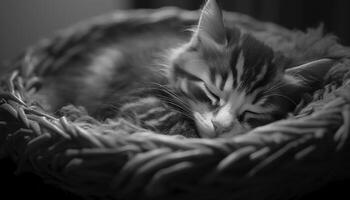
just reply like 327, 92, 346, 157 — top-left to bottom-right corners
167, 0, 328, 138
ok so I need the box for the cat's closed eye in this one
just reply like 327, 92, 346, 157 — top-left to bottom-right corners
203, 83, 221, 106
182, 80, 220, 106
238, 110, 259, 122
239, 110, 274, 127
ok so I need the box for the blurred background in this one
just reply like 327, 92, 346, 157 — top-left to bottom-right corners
1, 0, 350, 62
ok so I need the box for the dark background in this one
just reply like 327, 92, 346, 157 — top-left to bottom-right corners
1, 0, 350, 62
134, 0, 350, 45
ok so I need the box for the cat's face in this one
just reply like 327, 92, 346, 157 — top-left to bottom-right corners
168, 0, 287, 138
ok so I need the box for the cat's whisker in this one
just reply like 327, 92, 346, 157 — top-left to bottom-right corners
158, 100, 194, 120
157, 96, 192, 113
156, 94, 186, 106
263, 81, 287, 93
154, 89, 190, 107
166, 94, 190, 109
147, 83, 191, 107
149, 88, 192, 110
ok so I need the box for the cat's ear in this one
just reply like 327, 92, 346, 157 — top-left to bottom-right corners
195, 0, 227, 45
285, 58, 336, 87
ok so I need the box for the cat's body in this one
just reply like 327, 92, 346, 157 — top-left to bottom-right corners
36, 0, 338, 138
38, 25, 189, 116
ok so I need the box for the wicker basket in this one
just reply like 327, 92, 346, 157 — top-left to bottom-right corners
1, 7, 350, 200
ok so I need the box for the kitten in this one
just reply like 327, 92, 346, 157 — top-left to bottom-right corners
36, 0, 335, 139
165, 0, 334, 138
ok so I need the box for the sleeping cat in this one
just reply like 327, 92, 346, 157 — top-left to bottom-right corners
38, 0, 335, 138
164, 0, 334, 138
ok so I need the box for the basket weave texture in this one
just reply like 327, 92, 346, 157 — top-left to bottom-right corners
1, 7, 350, 200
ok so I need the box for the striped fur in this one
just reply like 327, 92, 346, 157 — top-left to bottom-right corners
167, 0, 294, 138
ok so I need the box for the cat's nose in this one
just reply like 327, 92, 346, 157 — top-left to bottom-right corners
211, 119, 234, 134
